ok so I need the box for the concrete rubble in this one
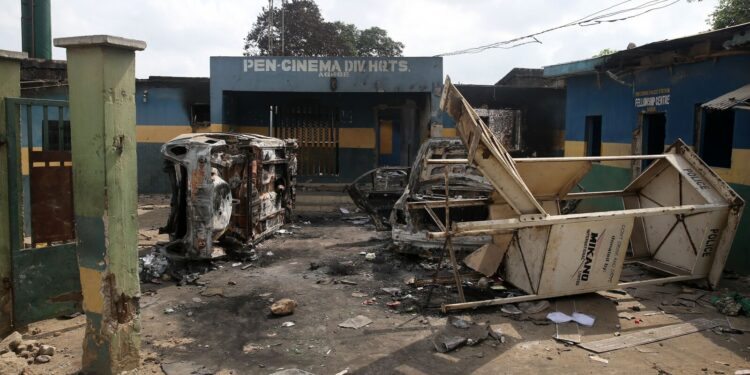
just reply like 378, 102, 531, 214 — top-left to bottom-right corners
0, 331, 57, 373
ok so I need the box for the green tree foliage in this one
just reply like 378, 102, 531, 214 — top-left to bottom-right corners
592, 48, 618, 57
708, 0, 750, 29
244, 0, 404, 57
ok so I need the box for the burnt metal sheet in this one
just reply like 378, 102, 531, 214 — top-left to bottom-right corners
345, 166, 409, 230
702, 83, 750, 110
160, 132, 298, 259
29, 150, 75, 245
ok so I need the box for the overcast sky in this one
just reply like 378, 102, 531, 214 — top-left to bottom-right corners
0, 0, 719, 83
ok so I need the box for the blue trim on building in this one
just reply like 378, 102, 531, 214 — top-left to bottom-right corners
564, 55, 750, 148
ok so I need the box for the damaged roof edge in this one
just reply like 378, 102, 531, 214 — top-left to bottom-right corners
543, 22, 750, 78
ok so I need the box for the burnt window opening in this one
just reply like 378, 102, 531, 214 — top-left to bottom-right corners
584, 115, 602, 157
191, 103, 210, 127
46, 120, 71, 151
475, 108, 522, 151
701, 109, 734, 168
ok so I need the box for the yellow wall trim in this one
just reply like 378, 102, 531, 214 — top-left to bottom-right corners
78, 267, 104, 314
564, 140, 750, 185
136, 125, 193, 143
340, 128, 375, 149
441, 128, 457, 138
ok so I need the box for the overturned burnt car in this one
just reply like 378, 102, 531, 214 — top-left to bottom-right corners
390, 138, 494, 253
347, 138, 494, 254
160, 133, 297, 259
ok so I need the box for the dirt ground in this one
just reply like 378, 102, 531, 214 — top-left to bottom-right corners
13, 199, 750, 375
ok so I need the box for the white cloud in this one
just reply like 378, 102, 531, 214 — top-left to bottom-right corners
0, 0, 718, 82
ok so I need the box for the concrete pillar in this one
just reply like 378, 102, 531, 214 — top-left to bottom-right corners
54, 35, 146, 374
0, 50, 27, 335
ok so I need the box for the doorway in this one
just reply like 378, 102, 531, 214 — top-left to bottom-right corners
377, 108, 402, 166
641, 112, 666, 169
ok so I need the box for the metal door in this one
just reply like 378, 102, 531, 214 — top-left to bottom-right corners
274, 105, 339, 176
4, 98, 81, 326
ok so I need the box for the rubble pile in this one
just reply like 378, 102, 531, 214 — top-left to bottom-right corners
0, 331, 57, 373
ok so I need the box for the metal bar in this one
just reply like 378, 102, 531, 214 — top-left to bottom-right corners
562, 190, 631, 200
57, 105, 64, 150
441, 275, 702, 312
3, 97, 67, 106
427, 158, 468, 165
514, 155, 668, 162
430, 203, 726, 238
42, 105, 48, 150
423, 205, 446, 232
617, 275, 701, 288
25, 104, 35, 247
444, 166, 465, 303
442, 293, 545, 312
406, 198, 490, 209
6, 102, 24, 253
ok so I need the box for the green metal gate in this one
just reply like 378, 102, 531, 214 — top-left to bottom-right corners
4, 97, 81, 326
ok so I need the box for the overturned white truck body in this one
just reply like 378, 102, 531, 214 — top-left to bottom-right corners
436, 78, 744, 312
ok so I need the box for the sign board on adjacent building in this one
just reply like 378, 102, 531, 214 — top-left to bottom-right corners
634, 88, 671, 111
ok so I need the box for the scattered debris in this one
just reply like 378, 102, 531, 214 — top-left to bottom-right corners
579, 318, 721, 353
589, 355, 609, 364
270, 369, 315, 375
242, 343, 265, 354
364, 252, 376, 261
711, 292, 750, 316
518, 300, 550, 314
386, 301, 401, 309
200, 287, 225, 297
448, 316, 473, 329
501, 304, 522, 315
339, 207, 350, 214
338, 315, 373, 329
139, 251, 170, 280
380, 287, 401, 296
281, 322, 296, 328
351, 292, 368, 298
271, 298, 298, 316
0, 331, 57, 369
431, 321, 491, 353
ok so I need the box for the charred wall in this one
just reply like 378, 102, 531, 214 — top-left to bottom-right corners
455, 84, 566, 157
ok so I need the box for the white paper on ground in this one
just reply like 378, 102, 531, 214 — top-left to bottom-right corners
547, 311, 573, 323
547, 311, 596, 326
572, 312, 596, 327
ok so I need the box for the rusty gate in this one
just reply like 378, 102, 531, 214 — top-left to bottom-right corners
273, 105, 339, 176
4, 97, 81, 326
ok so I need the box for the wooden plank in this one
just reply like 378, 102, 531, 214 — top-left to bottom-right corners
579, 318, 720, 353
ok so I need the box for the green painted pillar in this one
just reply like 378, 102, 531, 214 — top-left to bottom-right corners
54, 35, 146, 374
0, 50, 27, 336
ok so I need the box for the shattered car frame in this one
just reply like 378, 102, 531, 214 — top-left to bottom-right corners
345, 166, 410, 230
160, 133, 297, 259
390, 138, 494, 253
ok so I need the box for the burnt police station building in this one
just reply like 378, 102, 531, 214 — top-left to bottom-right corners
208, 56, 444, 181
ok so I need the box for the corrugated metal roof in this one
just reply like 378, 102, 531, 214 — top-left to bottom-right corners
702, 83, 750, 110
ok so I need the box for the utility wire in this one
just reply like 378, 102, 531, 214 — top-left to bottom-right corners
436, 0, 682, 56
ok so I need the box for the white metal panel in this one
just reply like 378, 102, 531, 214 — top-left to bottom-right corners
502, 226, 550, 294
537, 218, 634, 294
